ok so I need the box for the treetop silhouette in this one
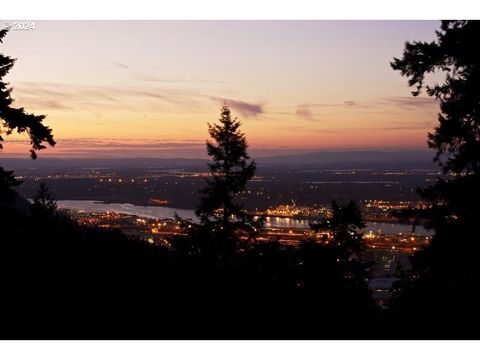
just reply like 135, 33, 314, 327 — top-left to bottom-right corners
0, 28, 55, 206
0, 167, 21, 206
195, 105, 261, 252
391, 20, 480, 175
386, 21, 480, 336
0, 28, 55, 159
31, 182, 58, 218
310, 200, 366, 259
391, 21, 480, 235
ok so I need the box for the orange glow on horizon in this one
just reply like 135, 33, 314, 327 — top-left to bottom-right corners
1, 21, 441, 157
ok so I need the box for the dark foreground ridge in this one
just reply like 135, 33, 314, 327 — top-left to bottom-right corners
0, 205, 377, 339
2, 199, 480, 340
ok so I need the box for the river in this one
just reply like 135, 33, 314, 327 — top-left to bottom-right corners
57, 200, 433, 235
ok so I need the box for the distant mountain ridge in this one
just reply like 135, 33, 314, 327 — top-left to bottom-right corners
258, 150, 436, 165
0, 150, 437, 170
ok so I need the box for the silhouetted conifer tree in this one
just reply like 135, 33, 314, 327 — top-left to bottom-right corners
0, 28, 55, 205
31, 182, 57, 218
0, 167, 21, 207
392, 20, 480, 175
391, 20, 480, 250
387, 20, 480, 337
310, 200, 366, 260
196, 105, 260, 253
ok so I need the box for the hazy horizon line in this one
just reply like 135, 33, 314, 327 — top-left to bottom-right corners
0, 147, 435, 161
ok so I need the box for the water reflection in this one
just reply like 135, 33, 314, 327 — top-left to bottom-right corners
57, 200, 432, 235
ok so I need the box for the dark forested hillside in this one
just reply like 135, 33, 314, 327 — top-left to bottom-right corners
0, 205, 377, 339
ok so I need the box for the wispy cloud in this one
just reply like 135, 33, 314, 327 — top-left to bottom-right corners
5, 138, 206, 157
292, 96, 437, 120
112, 61, 129, 69
383, 96, 438, 110
110, 60, 225, 84
14, 82, 260, 117
318, 125, 433, 133
295, 100, 359, 121
133, 72, 225, 84
210, 97, 264, 118
303, 100, 358, 108
54, 138, 204, 149
295, 105, 316, 121
274, 118, 435, 135
7, 137, 203, 145
13, 97, 71, 110
13, 81, 206, 113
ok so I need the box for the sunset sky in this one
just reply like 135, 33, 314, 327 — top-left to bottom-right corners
1, 20, 441, 158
